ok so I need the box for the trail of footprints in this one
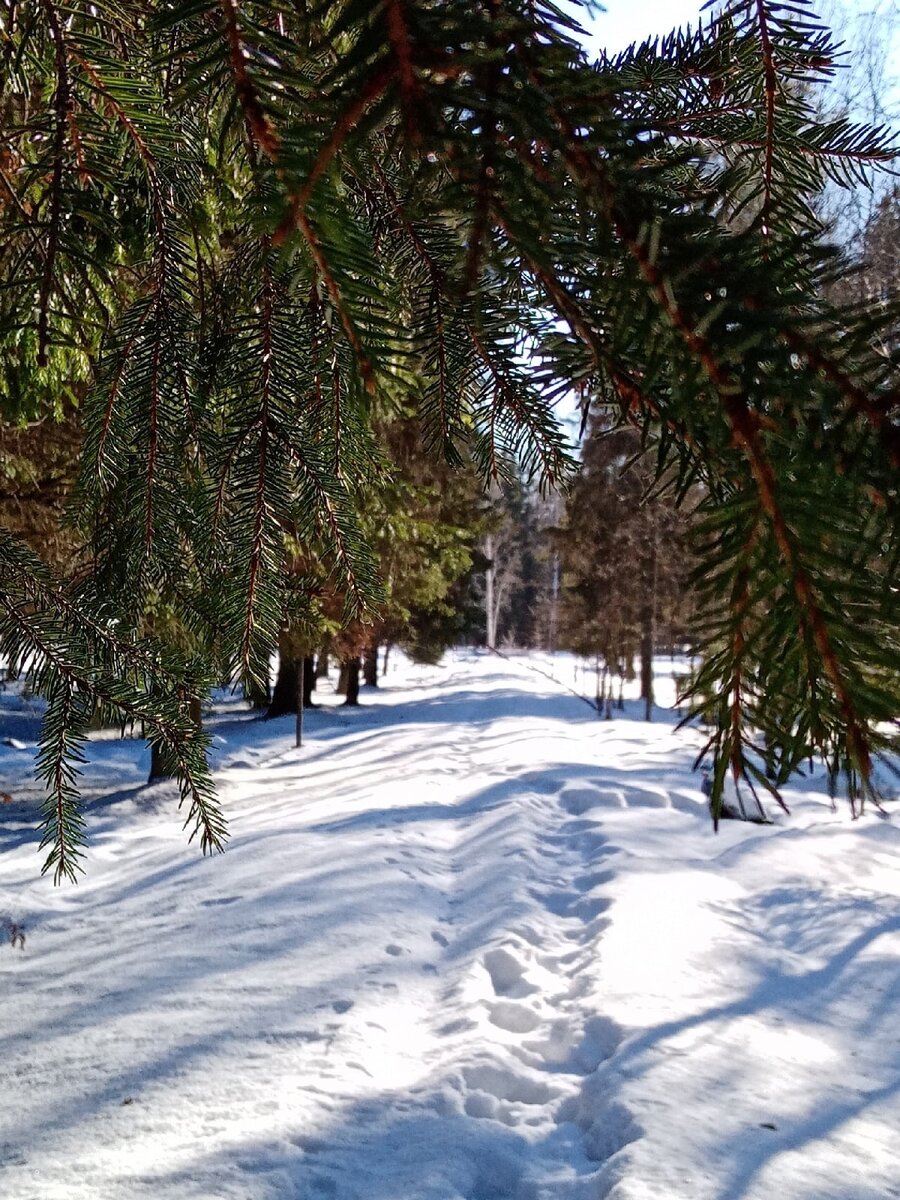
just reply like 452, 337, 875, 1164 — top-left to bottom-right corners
436, 772, 644, 1198
289, 766, 647, 1200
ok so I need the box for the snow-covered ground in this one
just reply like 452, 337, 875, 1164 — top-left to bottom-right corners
1, 651, 898, 1200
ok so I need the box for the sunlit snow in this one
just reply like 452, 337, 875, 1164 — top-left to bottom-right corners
1, 651, 898, 1200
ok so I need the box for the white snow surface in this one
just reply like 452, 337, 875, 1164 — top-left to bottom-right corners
1, 651, 898, 1200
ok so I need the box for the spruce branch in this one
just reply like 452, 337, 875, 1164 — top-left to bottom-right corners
273, 68, 393, 245
220, 0, 281, 159
625, 220, 877, 784
778, 323, 900, 468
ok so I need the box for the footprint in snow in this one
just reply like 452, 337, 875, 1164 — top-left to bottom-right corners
565, 1098, 641, 1164
525, 1015, 621, 1074
464, 1091, 498, 1120
540, 890, 612, 923
561, 787, 626, 815
384, 943, 405, 956
572, 868, 614, 894
462, 1063, 558, 1106
439, 1017, 477, 1036
483, 947, 537, 999
488, 1001, 542, 1034
431, 930, 450, 948
621, 786, 671, 808
331, 999, 353, 1014
562, 914, 611, 945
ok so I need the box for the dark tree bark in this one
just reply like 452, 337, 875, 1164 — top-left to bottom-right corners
268, 650, 298, 717
295, 658, 304, 748
149, 695, 202, 782
363, 643, 379, 687
640, 519, 659, 721
336, 661, 349, 696
343, 658, 361, 706
268, 635, 315, 717
315, 641, 331, 680
148, 740, 169, 783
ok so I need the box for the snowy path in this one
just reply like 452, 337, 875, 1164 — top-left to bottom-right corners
0, 653, 898, 1199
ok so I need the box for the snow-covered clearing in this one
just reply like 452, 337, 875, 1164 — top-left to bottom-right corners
1, 652, 898, 1200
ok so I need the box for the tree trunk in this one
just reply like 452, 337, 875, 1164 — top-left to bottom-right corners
640, 517, 659, 721
268, 637, 316, 717
336, 661, 349, 695
315, 641, 330, 680
302, 656, 315, 707
149, 695, 202, 782
383, 643, 392, 676
301, 652, 309, 744
148, 739, 169, 783
268, 645, 298, 717
485, 533, 496, 648
363, 644, 379, 687
343, 658, 361, 706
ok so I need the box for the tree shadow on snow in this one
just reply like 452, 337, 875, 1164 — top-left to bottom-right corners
610, 901, 900, 1200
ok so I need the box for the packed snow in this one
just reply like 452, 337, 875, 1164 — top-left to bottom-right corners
0, 651, 898, 1200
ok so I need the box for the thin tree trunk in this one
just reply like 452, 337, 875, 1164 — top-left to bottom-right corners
343, 658, 361, 706
595, 655, 605, 715
295, 658, 304, 748
363, 644, 378, 687
548, 550, 560, 651
485, 533, 496, 648
640, 517, 659, 722
383, 643, 392, 675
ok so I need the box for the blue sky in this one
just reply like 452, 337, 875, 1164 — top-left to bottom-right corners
580, 0, 705, 54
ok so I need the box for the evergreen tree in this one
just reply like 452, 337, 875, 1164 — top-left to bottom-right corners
556, 419, 697, 715
0, 0, 898, 874
481, 479, 562, 649
360, 414, 488, 673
